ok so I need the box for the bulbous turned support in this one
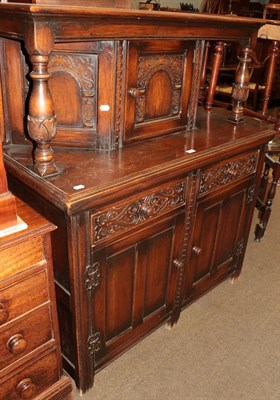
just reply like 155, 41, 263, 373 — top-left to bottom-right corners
205, 41, 224, 111
229, 47, 252, 124
262, 40, 279, 115
27, 54, 58, 177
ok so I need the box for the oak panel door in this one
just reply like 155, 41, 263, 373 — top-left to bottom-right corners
123, 40, 195, 144
91, 212, 185, 368
183, 177, 256, 305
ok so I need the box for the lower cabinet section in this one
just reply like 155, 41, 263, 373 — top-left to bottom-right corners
5, 117, 271, 394
183, 175, 256, 305
92, 212, 185, 367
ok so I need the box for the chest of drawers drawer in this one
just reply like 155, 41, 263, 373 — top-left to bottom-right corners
0, 270, 49, 327
0, 349, 59, 400
0, 236, 45, 280
0, 304, 53, 372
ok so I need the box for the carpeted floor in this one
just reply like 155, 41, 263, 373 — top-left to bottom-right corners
73, 192, 280, 400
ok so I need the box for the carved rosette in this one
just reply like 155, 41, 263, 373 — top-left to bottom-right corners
87, 332, 102, 357
84, 262, 101, 292
93, 182, 186, 243
199, 153, 258, 195
135, 54, 184, 123
246, 184, 256, 204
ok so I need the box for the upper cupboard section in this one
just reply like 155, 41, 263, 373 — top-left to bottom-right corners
0, 39, 200, 149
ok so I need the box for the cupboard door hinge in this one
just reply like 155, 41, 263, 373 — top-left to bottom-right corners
87, 332, 102, 357
84, 262, 101, 292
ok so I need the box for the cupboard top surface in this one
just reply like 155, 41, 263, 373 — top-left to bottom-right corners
0, 4, 278, 41
4, 108, 274, 214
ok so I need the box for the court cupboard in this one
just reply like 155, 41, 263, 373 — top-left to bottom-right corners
0, 2, 278, 394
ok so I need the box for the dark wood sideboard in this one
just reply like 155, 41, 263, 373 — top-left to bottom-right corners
0, 4, 278, 394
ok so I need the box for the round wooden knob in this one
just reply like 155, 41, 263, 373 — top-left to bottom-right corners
128, 87, 145, 98
16, 378, 36, 399
0, 302, 9, 325
173, 259, 184, 269
7, 334, 27, 355
140, 205, 153, 218
192, 246, 202, 255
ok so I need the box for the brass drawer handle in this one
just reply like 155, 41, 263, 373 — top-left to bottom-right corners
128, 87, 146, 98
0, 302, 9, 325
192, 246, 202, 255
7, 333, 27, 355
16, 378, 36, 399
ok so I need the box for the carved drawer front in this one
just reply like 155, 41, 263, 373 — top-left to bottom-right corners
198, 151, 258, 197
123, 40, 196, 144
0, 236, 44, 280
0, 271, 49, 327
0, 305, 53, 371
0, 350, 59, 399
91, 180, 186, 245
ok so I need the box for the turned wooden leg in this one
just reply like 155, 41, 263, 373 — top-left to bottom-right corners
205, 41, 224, 112
262, 41, 279, 115
230, 47, 252, 124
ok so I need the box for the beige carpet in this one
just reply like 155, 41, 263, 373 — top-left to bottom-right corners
74, 193, 280, 400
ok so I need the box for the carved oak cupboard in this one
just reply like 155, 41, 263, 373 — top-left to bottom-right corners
0, 3, 278, 395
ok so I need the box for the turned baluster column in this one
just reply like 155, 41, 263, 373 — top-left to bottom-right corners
25, 22, 59, 177
205, 41, 224, 111
199, 41, 211, 103
230, 46, 252, 124
262, 40, 279, 115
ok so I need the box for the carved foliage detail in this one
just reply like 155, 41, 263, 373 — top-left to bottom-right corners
135, 54, 185, 123
87, 332, 102, 357
247, 184, 256, 203
48, 53, 97, 128
199, 153, 258, 195
93, 182, 186, 243
27, 115, 57, 143
84, 262, 101, 292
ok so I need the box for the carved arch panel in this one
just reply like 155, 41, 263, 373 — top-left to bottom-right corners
123, 40, 195, 145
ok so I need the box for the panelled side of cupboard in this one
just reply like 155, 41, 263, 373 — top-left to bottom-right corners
0, 4, 277, 393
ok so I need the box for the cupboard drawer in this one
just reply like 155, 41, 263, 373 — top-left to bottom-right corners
0, 270, 49, 327
0, 305, 53, 371
199, 151, 258, 197
0, 349, 59, 399
0, 236, 44, 280
91, 180, 186, 245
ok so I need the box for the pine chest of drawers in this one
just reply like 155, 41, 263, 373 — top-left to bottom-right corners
0, 198, 73, 400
